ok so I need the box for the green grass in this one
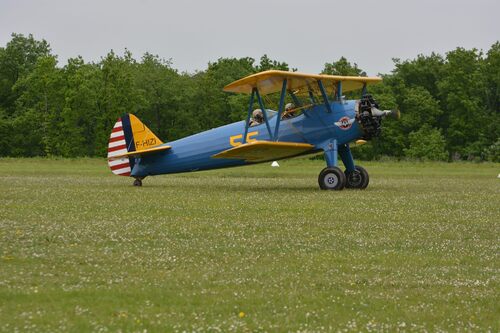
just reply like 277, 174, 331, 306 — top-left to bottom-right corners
0, 158, 499, 332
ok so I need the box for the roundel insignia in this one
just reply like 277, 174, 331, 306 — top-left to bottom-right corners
334, 116, 354, 130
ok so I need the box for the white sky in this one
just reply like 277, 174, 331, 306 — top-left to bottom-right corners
0, 0, 498, 75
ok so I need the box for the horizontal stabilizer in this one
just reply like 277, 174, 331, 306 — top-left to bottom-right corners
212, 141, 314, 162
109, 144, 171, 159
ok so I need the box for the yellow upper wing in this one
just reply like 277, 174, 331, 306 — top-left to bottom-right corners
212, 141, 314, 162
223, 70, 382, 96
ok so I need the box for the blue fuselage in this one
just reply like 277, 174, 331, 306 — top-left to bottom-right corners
131, 100, 363, 177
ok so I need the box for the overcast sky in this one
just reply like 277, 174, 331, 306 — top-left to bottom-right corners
1, 0, 498, 76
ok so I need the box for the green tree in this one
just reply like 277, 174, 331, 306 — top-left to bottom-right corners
481, 42, 500, 159
322, 57, 365, 76
94, 50, 142, 156
483, 138, 500, 162
0, 108, 12, 156
193, 57, 256, 130
0, 33, 51, 114
403, 125, 449, 161
12, 56, 65, 156
399, 87, 442, 132
255, 54, 289, 72
392, 53, 445, 100
59, 57, 102, 156
483, 42, 500, 114
437, 47, 488, 159
0, 33, 498, 159
134, 53, 180, 140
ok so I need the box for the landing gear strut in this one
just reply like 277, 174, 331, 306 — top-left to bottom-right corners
319, 141, 370, 190
133, 178, 142, 187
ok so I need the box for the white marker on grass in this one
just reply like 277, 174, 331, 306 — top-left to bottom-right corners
271, 161, 279, 167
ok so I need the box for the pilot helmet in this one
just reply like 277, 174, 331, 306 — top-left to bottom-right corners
252, 109, 263, 121
285, 103, 295, 111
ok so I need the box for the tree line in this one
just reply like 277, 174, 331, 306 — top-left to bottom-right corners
0, 33, 498, 161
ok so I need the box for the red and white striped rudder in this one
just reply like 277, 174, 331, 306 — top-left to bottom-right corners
107, 118, 131, 176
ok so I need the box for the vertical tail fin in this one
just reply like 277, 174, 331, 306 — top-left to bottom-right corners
107, 114, 163, 176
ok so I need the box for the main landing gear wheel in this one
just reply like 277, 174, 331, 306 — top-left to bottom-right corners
345, 166, 369, 189
133, 178, 142, 187
318, 167, 346, 190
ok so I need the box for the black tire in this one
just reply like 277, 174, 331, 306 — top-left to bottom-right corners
133, 179, 142, 187
318, 167, 346, 190
345, 166, 369, 189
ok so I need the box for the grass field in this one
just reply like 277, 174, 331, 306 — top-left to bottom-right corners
0, 158, 499, 332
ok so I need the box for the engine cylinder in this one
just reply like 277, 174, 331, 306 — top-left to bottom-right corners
356, 94, 382, 140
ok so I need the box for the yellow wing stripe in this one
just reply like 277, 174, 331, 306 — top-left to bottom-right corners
212, 141, 314, 162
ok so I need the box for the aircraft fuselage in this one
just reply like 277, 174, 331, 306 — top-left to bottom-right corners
131, 100, 362, 177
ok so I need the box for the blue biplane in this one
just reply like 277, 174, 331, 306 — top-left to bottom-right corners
107, 70, 399, 190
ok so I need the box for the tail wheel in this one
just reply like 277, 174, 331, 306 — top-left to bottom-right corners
318, 167, 346, 190
133, 178, 143, 187
345, 166, 369, 189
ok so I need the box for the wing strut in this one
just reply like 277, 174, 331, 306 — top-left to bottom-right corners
242, 88, 255, 144
317, 79, 332, 113
273, 78, 287, 141
254, 88, 273, 139
336, 81, 343, 101
361, 82, 367, 96
242, 76, 332, 143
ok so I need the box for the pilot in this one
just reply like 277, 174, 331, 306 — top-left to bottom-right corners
282, 102, 295, 119
249, 109, 264, 126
